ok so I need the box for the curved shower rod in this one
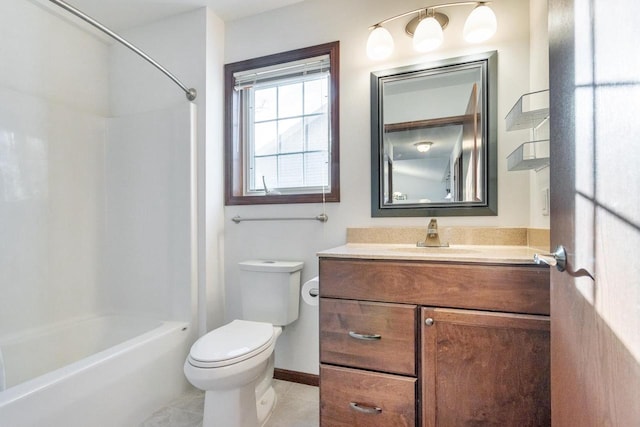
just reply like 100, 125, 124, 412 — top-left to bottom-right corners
48, 0, 197, 101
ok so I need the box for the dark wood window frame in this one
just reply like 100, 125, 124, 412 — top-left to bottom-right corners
224, 41, 340, 205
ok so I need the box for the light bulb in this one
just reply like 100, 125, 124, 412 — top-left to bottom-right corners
463, 4, 497, 43
366, 26, 394, 60
415, 142, 433, 152
413, 16, 444, 52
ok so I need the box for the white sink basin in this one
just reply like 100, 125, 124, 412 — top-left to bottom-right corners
394, 246, 479, 255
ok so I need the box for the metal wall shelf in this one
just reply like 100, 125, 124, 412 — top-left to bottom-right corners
506, 90, 550, 171
507, 139, 550, 171
505, 90, 549, 131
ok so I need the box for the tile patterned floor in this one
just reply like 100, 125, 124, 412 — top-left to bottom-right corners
140, 380, 319, 427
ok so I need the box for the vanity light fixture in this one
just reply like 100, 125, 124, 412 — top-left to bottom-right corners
415, 141, 433, 152
366, 1, 497, 60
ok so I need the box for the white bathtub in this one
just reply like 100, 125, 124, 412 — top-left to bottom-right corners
0, 314, 192, 427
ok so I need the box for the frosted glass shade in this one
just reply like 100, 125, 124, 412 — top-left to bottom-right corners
463, 4, 497, 43
367, 26, 394, 60
413, 17, 444, 52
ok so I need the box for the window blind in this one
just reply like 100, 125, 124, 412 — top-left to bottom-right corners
234, 54, 330, 90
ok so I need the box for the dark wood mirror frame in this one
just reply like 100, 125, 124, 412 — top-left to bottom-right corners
370, 51, 498, 217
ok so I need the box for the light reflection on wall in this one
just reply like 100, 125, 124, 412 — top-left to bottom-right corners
0, 130, 48, 202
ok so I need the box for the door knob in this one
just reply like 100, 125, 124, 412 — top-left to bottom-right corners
534, 245, 567, 272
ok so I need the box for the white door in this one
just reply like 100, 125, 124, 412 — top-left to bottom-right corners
549, 0, 640, 424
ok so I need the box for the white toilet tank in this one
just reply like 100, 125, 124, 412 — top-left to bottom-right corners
238, 260, 304, 326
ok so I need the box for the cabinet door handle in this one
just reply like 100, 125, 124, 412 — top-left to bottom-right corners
349, 402, 383, 415
348, 331, 382, 340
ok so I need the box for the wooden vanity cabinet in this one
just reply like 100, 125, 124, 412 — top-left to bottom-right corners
421, 308, 550, 427
319, 298, 418, 426
319, 257, 550, 427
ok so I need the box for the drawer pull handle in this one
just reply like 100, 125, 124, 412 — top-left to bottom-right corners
349, 402, 383, 415
348, 331, 382, 340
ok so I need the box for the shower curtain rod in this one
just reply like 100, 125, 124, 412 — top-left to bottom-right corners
48, 0, 197, 101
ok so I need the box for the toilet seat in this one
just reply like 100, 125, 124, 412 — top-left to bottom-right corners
188, 320, 275, 369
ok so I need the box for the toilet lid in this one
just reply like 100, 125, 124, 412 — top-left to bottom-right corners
188, 320, 274, 368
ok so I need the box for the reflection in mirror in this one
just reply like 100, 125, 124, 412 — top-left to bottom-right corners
371, 51, 497, 217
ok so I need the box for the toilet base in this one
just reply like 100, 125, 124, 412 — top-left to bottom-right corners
201, 383, 277, 427
202, 382, 256, 427
257, 385, 277, 426
200, 352, 277, 427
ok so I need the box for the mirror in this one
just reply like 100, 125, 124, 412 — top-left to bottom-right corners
371, 51, 497, 217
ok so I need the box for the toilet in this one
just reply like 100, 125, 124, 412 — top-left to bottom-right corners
184, 260, 304, 427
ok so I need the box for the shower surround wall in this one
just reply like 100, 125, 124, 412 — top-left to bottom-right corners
109, 8, 227, 335
0, 1, 209, 424
0, 83, 108, 331
0, 0, 110, 337
0, 0, 193, 347
103, 106, 193, 320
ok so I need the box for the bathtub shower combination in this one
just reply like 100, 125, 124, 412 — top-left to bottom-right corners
0, 0, 198, 425
0, 316, 190, 426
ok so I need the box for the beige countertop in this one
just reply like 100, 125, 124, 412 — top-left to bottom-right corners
317, 243, 545, 265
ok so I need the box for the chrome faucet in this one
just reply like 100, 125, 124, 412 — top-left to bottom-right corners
417, 218, 449, 247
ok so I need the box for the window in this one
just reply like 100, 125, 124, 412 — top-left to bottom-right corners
224, 42, 340, 205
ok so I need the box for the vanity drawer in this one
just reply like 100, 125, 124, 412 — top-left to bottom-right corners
320, 298, 417, 376
320, 364, 416, 427
319, 258, 550, 315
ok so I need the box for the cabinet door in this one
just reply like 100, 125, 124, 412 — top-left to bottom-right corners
421, 308, 550, 427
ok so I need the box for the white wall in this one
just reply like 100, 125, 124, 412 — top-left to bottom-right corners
224, 0, 533, 374
0, 0, 110, 116
0, 0, 109, 336
204, 10, 227, 334
529, 0, 551, 228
